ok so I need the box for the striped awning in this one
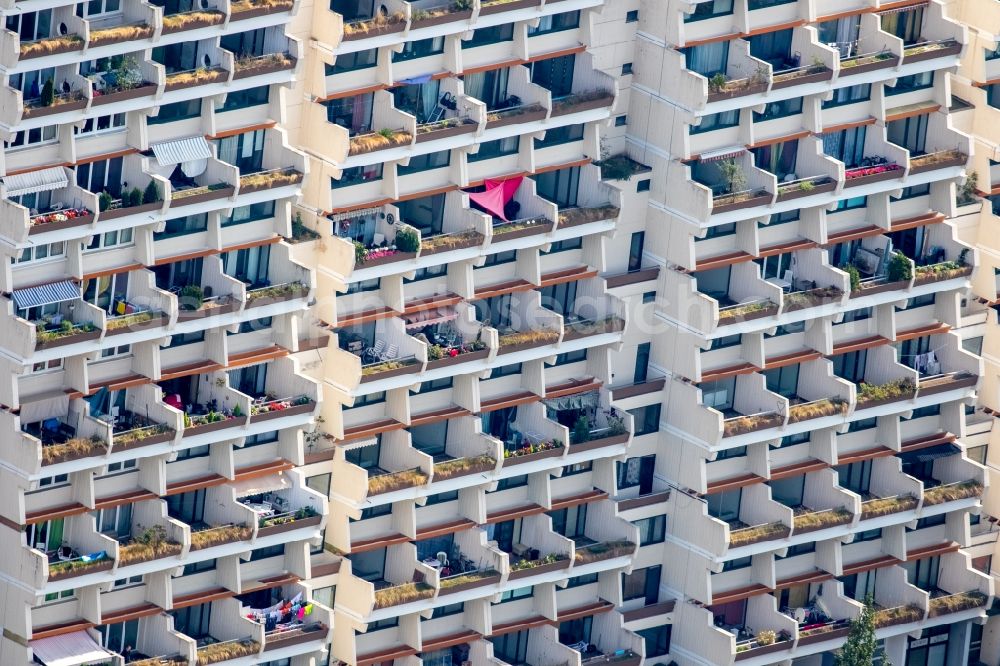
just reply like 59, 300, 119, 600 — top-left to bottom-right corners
331, 206, 381, 223
12, 279, 79, 311
231, 473, 290, 497
3, 167, 68, 198
151, 136, 212, 166
31, 631, 116, 666
699, 146, 745, 162
404, 307, 457, 329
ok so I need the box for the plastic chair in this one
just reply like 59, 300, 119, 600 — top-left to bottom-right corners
383, 344, 398, 361
371, 339, 386, 359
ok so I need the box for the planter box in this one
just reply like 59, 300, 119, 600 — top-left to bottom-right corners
98, 201, 162, 221
176, 299, 239, 322
909, 154, 966, 175
770, 67, 833, 90
606, 267, 660, 289
479, 0, 541, 14
92, 84, 157, 106
359, 361, 421, 383
414, 120, 478, 143
183, 416, 245, 437
22, 97, 87, 119
410, 9, 473, 28
617, 490, 671, 511
35, 328, 101, 350
793, 512, 853, 535
729, 525, 790, 548
782, 291, 843, 312
112, 428, 176, 453
855, 392, 916, 411
425, 348, 489, 370
876, 612, 923, 629
707, 81, 767, 103
507, 558, 570, 581
341, 21, 406, 41
904, 41, 962, 64
161, 12, 224, 34
171, 185, 235, 207
249, 401, 315, 423
503, 447, 564, 467
434, 458, 496, 481
839, 55, 900, 77
240, 171, 304, 195
843, 168, 903, 188
28, 213, 94, 235
421, 234, 484, 256
491, 221, 553, 242
496, 336, 559, 355
105, 313, 168, 336
231, 1, 294, 20
88, 26, 155, 46
775, 178, 837, 202
118, 544, 182, 567
264, 624, 327, 651
550, 93, 614, 118
437, 574, 501, 596
48, 558, 113, 581
850, 279, 909, 297
570, 432, 629, 453
735, 640, 794, 661
20, 39, 83, 60
798, 627, 850, 645
913, 266, 973, 285
918, 373, 978, 397
245, 284, 309, 308
42, 443, 108, 466
164, 68, 228, 92
233, 58, 296, 80
712, 191, 772, 214
257, 514, 322, 538
361, 251, 417, 268
486, 107, 547, 129
717, 303, 779, 326
562, 321, 624, 343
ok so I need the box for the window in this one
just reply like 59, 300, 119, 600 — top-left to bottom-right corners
548, 504, 587, 539
493, 475, 528, 492
529, 11, 579, 35
532, 166, 580, 207
628, 404, 661, 436
833, 195, 867, 212
397, 149, 450, 175
633, 342, 651, 383
823, 84, 871, 108
822, 125, 867, 167
77, 0, 120, 16
563, 461, 592, 476
326, 48, 377, 74
392, 36, 444, 61
680, 41, 730, 78
77, 156, 124, 196
358, 503, 393, 520
754, 97, 802, 121
553, 348, 587, 365
75, 112, 126, 136
6, 124, 58, 150
149, 98, 201, 124
222, 201, 275, 227
85, 227, 133, 252
685, 0, 734, 22
691, 110, 741, 135
710, 333, 741, 350
463, 23, 514, 47
498, 586, 532, 603
887, 71, 933, 95
544, 236, 583, 254
621, 62, 633, 75
622, 565, 661, 603
424, 490, 459, 506
406, 264, 447, 282
431, 602, 464, 618
963, 336, 984, 356
155, 213, 208, 240
469, 136, 519, 162
637, 625, 671, 658
895, 183, 930, 200
535, 123, 584, 148
634, 515, 666, 545
565, 573, 597, 587
480, 249, 517, 267
488, 362, 522, 378
628, 231, 645, 271
492, 630, 529, 664
615, 115, 627, 126
617, 455, 655, 494
13, 241, 64, 264
625, 10, 638, 23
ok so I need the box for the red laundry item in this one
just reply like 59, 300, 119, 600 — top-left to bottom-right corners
165, 393, 183, 410
467, 176, 523, 220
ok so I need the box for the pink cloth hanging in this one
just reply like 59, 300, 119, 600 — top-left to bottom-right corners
467, 176, 524, 221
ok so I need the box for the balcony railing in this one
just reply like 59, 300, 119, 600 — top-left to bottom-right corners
20, 35, 83, 59
89, 22, 154, 47
723, 410, 784, 438
368, 466, 428, 495
348, 129, 412, 156
860, 493, 918, 521
839, 49, 898, 76
927, 591, 988, 618
770, 63, 833, 89
41, 435, 107, 466
438, 568, 501, 595
118, 525, 182, 566
23, 90, 87, 119
230, 0, 294, 19
232, 52, 295, 80
728, 521, 789, 548
105, 309, 167, 335
245, 281, 308, 306
48, 550, 113, 581
712, 187, 772, 214
791, 507, 853, 534
239, 167, 303, 194
873, 604, 924, 628
35, 319, 100, 350
373, 580, 435, 609
433, 454, 496, 481
922, 479, 983, 506
855, 378, 916, 410
160, 9, 225, 34
195, 637, 260, 663
902, 38, 962, 63
573, 540, 634, 565
360, 355, 421, 382
164, 66, 229, 92
787, 398, 847, 424
189, 523, 252, 551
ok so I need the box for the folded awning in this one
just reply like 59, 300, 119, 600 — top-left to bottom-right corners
12, 279, 79, 311
151, 136, 212, 166
699, 146, 745, 162
231, 473, 290, 497
543, 390, 599, 412
903, 443, 961, 463
3, 167, 68, 198
404, 307, 457, 329
467, 176, 523, 221
31, 630, 116, 666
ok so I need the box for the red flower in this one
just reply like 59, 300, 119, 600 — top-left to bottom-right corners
448, 348, 458, 357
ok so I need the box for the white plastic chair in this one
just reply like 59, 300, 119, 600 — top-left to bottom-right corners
383, 344, 399, 361
371, 339, 386, 358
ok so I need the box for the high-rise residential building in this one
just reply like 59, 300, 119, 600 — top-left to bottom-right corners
0, 0, 998, 665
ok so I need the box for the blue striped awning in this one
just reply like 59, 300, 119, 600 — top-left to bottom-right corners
12, 280, 79, 311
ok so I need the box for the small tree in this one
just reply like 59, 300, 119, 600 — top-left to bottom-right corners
835, 597, 890, 666
887, 251, 913, 282
717, 159, 747, 195
143, 180, 160, 204
98, 191, 113, 212
40, 79, 55, 107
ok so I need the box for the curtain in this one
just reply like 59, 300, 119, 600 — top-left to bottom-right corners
684, 41, 729, 77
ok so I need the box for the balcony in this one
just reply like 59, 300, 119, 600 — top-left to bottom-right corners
237, 472, 326, 539
501, 514, 574, 581
45, 516, 117, 583
185, 600, 263, 663
116, 501, 187, 568
230, 0, 295, 20
0, 169, 100, 242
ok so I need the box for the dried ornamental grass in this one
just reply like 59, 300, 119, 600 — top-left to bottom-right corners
368, 468, 428, 494
729, 521, 789, 548
373, 581, 434, 609
922, 480, 983, 506
20, 35, 83, 57
41, 436, 107, 464
433, 454, 496, 480
189, 524, 253, 549
196, 639, 260, 664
